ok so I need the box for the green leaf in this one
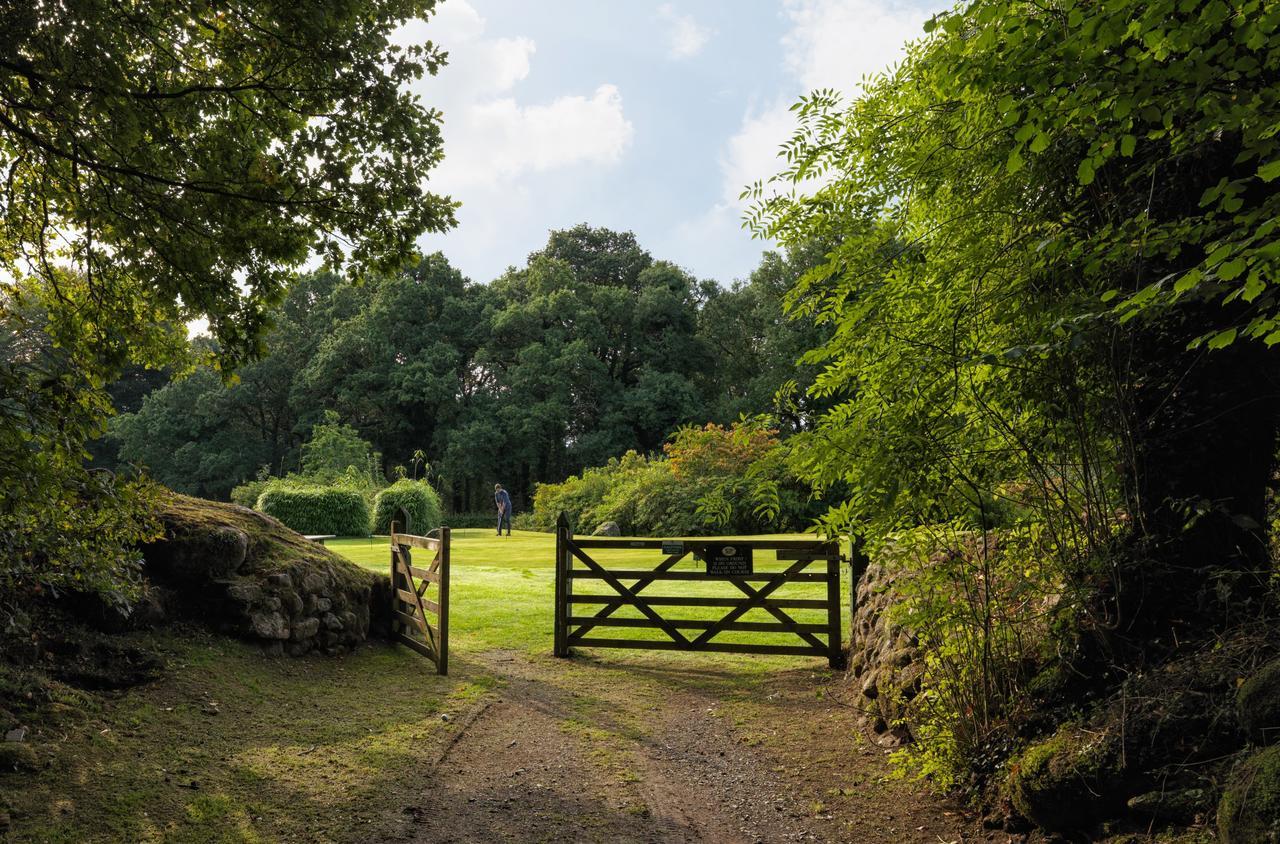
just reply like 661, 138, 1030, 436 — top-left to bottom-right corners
1119, 135, 1136, 157
1218, 258, 1247, 281
1242, 271, 1265, 303
1207, 328, 1238, 350
1029, 132, 1050, 154
1259, 160, 1280, 182
1174, 269, 1203, 294
1078, 158, 1096, 185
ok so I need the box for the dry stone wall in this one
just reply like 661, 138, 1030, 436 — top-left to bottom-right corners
141, 494, 388, 655
846, 554, 923, 747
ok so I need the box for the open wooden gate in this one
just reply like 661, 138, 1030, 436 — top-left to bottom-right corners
389, 524, 450, 674
553, 514, 845, 668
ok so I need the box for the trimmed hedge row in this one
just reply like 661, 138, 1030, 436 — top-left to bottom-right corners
256, 486, 370, 536
372, 480, 442, 535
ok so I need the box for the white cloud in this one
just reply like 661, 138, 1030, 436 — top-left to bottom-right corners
719, 102, 801, 206
782, 0, 931, 93
657, 4, 713, 59
451, 85, 632, 188
398, 0, 633, 193
718, 0, 934, 210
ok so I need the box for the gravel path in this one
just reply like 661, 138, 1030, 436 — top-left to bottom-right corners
393, 650, 1000, 844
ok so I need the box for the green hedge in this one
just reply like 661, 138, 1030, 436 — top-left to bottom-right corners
256, 485, 370, 536
372, 480, 442, 535
230, 479, 269, 509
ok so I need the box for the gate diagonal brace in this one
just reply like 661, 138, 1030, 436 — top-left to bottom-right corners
570, 547, 691, 646
728, 579, 828, 651
570, 552, 687, 639
691, 558, 815, 648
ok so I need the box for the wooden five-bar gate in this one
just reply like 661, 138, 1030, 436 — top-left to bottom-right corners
389, 523, 450, 674
553, 514, 846, 668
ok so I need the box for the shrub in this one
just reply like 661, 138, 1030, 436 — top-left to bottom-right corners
528, 421, 817, 536
371, 479, 442, 535
255, 485, 370, 536
230, 479, 269, 509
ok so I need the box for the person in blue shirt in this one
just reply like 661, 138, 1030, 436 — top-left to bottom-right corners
494, 483, 512, 536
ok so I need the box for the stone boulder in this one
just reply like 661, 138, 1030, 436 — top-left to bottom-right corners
1239, 658, 1280, 746
139, 494, 382, 656
1218, 745, 1280, 843
592, 521, 622, 537
1006, 724, 1126, 833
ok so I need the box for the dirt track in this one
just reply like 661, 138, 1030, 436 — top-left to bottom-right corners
396, 649, 1001, 844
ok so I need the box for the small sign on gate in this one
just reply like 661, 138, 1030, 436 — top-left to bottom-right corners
705, 543, 753, 575
661, 540, 684, 556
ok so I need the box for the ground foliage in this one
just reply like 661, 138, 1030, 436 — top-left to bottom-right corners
747, 0, 1280, 804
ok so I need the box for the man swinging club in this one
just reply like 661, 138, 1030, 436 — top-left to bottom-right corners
494, 483, 512, 536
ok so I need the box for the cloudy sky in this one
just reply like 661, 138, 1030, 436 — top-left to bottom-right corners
401, 0, 948, 286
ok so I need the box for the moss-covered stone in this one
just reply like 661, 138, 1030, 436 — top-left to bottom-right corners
1239, 659, 1280, 747
1006, 724, 1124, 833
139, 494, 384, 653
1218, 745, 1280, 843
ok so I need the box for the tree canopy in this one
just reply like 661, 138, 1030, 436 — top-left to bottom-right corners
1, 0, 456, 607
108, 227, 832, 510
1, 0, 456, 370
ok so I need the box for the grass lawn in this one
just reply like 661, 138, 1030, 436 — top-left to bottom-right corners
327, 529, 852, 664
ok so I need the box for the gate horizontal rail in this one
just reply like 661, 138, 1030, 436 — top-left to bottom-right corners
553, 513, 846, 668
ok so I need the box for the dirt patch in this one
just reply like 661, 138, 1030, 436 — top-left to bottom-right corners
400, 650, 989, 844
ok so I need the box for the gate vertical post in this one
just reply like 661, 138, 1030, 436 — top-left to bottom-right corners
827, 549, 845, 669
438, 525, 451, 675
389, 521, 400, 639
554, 512, 570, 657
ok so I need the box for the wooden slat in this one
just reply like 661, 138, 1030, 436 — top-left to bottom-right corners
395, 611, 441, 645
392, 533, 440, 551
570, 537, 837, 550
572, 638, 826, 657
395, 609, 427, 634
826, 556, 844, 669
395, 589, 440, 616
408, 565, 441, 583
567, 616, 828, 633
775, 549, 840, 561
568, 569, 827, 582
567, 595, 831, 608
396, 632, 438, 661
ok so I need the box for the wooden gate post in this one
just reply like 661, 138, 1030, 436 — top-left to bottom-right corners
826, 553, 845, 670
438, 525, 450, 676
389, 520, 403, 640
554, 512, 570, 657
